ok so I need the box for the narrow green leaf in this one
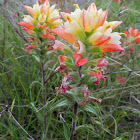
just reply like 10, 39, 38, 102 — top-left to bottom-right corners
113, 137, 127, 140
68, 112, 78, 121
30, 81, 43, 88
30, 103, 43, 122
9, 98, 15, 120
32, 55, 40, 63
80, 104, 98, 116
63, 92, 75, 103
60, 114, 70, 140
11, 98, 15, 113
50, 98, 70, 111
76, 124, 102, 138
43, 98, 57, 114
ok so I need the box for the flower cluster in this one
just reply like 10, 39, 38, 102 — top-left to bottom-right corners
123, 27, 140, 44
18, 0, 61, 52
51, 3, 124, 53
51, 3, 124, 105
18, 1, 125, 105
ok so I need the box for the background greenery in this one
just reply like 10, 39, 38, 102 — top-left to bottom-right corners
0, 0, 140, 139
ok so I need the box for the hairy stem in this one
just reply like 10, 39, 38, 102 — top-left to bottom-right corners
41, 61, 47, 134
70, 102, 78, 140
70, 66, 81, 139
40, 37, 47, 135
77, 66, 82, 87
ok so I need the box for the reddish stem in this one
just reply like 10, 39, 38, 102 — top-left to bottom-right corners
70, 102, 78, 140
41, 61, 47, 134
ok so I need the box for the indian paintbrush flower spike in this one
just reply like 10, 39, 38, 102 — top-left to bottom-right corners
51, 3, 124, 53
123, 27, 140, 44
18, 0, 62, 40
52, 3, 125, 105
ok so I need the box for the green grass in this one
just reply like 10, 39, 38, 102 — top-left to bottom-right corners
0, 0, 140, 139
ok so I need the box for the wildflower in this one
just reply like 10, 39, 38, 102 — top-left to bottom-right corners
66, 75, 73, 81
72, 41, 85, 54
23, 27, 34, 34
18, 21, 35, 29
65, 9, 70, 13
46, 45, 53, 51
129, 47, 134, 52
123, 27, 140, 43
74, 52, 88, 66
88, 71, 102, 85
117, 76, 125, 84
27, 37, 35, 42
53, 3, 125, 106
56, 75, 73, 95
55, 55, 67, 75
100, 69, 107, 81
53, 40, 73, 57
78, 89, 90, 105
59, 55, 67, 66
59, 83, 68, 93
18, 0, 61, 39
50, 26, 76, 43
24, 43, 37, 53
51, 3, 124, 53
96, 57, 109, 68
53, 40, 68, 51
42, 32, 55, 40
126, 40, 131, 44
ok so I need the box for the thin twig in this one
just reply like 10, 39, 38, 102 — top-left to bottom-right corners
106, 57, 140, 77
104, 68, 140, 75
118, 0, 124, 17
93, 58, 136, 94
8, 110, 34, 140
108, 55, 133, 73
119, 8, 140, 15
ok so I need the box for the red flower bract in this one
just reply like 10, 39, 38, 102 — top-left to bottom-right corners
74, 52, 88, 66
117, 76, 125, 84
88, 71, 102, 85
